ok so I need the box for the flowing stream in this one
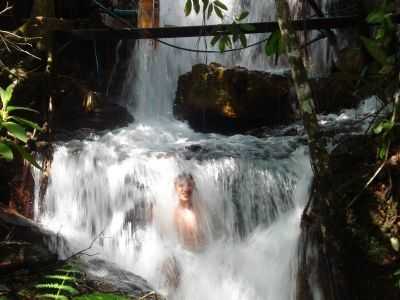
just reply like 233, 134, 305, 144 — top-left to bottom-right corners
34, 1, 373, 299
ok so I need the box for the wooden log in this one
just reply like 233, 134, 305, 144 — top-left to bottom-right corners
59, 14, 400, 40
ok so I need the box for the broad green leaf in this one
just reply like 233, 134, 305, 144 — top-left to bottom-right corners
236, 11, 249, 21
214, 0, 228, 10
239, 23, 255, 32
214, 5, 224, 19
193, 0, 200, 14
2, 121, 27, 143
0, 84, 14, 108
13, 143, 42, 169
0, 142, 13, 160
360, 36, 388, 66
184, 0, 192, 16
218, 35, 231, 52
35, 284, 77, 294
207, 3, 213, 19
10, 116, 42, 131
7, 106, 39, 113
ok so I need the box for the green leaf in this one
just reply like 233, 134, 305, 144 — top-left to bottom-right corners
12, 143, 42, 170
2, 121, 27, 143
218, 35, 231, 52
0, 84, 14, 108
213, 0, 228, 10
214, 5, 224, 19
236, 11, 249, 21
55, 268, 81, 274
10, 116, 42, 131
218, 38, 226, 52
367, 10, 385, 24
378, 144, 388, 160
7, 106, 39, 113
35, 284, 77, 295
360, 36, 388, 66
193, 0, 200, 14
211, 34, 221, 46
184, 0, 192, 16
239, 33, 247, 48
45, 275, 76, 281
36, 294, 69, 300
0, 142, 13, 160
239, 23, 255, 32
207, 3, 213, 19
265, 30, 284, 57
373, 120, 394, 134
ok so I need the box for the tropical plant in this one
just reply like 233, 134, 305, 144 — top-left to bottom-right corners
184, 0, 253, 52
35, 263, 80, 300
361, 0, 399, 160
0, 83, 42, 168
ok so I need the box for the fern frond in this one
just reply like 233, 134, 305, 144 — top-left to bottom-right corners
44, 275, 76, 281
36, 294, 69, 300
56, 268, 81, 274
35, 283, 77, 294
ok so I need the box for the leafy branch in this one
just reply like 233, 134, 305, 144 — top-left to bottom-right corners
0, 83, 43, 169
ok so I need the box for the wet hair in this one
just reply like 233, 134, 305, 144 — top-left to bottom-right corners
174, 173, 195, 186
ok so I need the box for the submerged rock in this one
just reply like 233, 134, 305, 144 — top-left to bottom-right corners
175, 63, 360, 134
0, 206, 157, 299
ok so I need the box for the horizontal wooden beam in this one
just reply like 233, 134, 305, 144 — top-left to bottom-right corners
58, 14, 400, 40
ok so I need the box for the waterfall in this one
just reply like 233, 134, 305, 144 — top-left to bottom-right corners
34, 1, 357, 299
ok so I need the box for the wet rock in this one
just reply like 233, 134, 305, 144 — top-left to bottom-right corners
175, 63, 361, 134
0, 206, 58, 275
175, 63, 293, 134
79, 258, 154, 298
310, 77, 359, 114
12, 74, 134, 135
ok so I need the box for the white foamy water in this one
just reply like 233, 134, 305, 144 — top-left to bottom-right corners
34, 1, 363, 299
37, 119, 312, 300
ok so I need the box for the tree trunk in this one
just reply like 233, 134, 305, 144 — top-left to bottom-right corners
274, 1, 349, 300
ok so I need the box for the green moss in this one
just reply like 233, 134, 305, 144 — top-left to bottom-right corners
73, 293, 131, 300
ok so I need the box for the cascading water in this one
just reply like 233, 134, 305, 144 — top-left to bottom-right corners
34, 1, 365, 299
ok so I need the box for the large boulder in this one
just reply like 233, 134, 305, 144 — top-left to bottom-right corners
174, 63, 360, 134
175, 63, 293, 134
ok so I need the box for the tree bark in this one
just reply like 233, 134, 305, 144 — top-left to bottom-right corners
274, 1, 349, 300
275, 0, 329, 182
